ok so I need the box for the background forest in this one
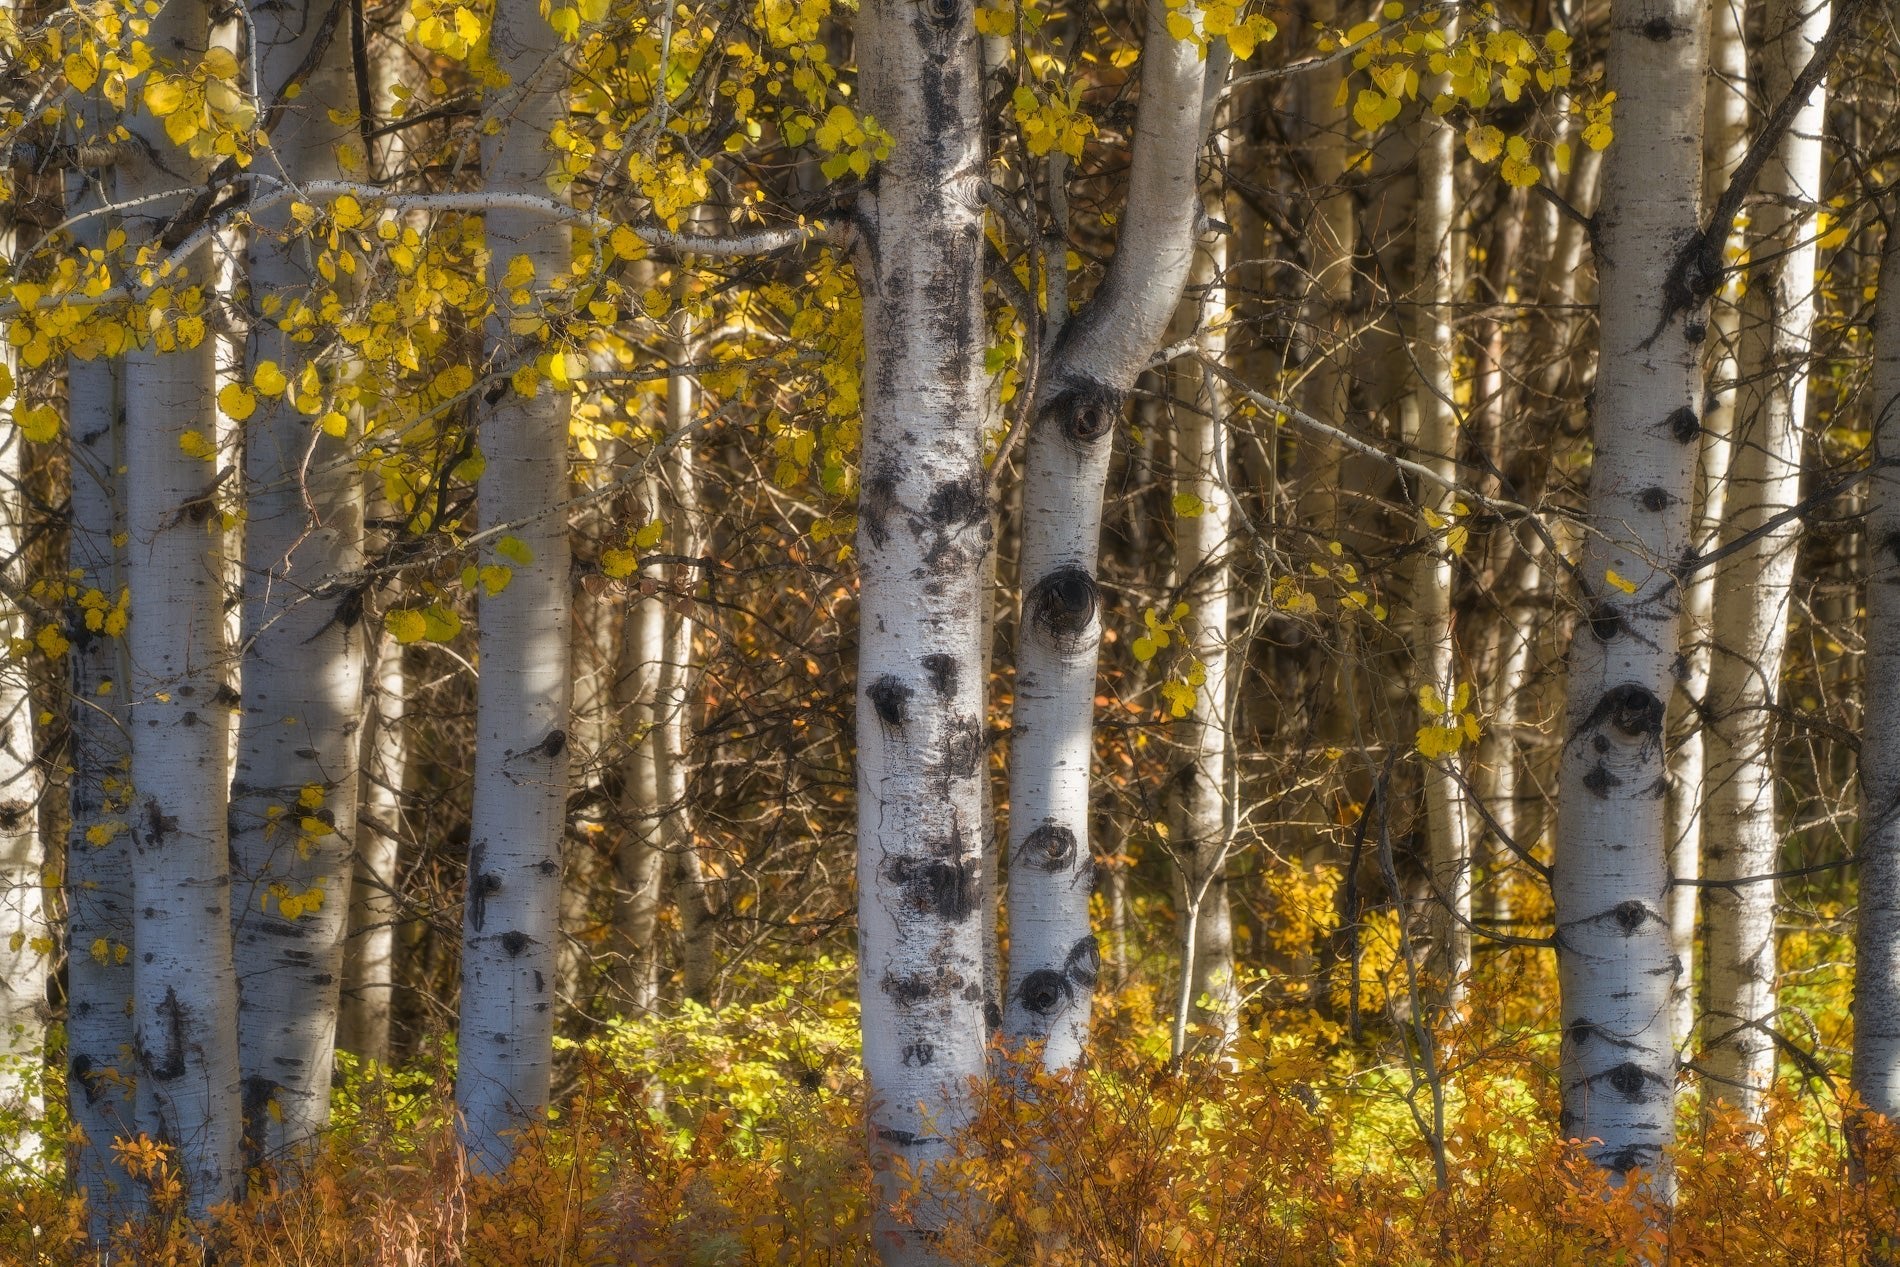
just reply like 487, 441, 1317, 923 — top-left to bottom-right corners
2, 0, 1900, 1260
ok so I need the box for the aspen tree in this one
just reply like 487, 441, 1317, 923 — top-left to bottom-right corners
339, 639, 406, 1064
614, 474, 666, 1013
115, 0, 244, 1210
227, 0, 369, 1163
1701, 0, 1830, 1120
454, 0, 576, 1169
0, 193, 47, 1133
1853, 211, 1900, 1121
62, 317, 135, 1233
849, 0, 992, 1253
1001, 2, 1228, 1070
1665, 0, 1749, 1053
1410, 35, 1471, 1003
1553, 0, 1707, 1188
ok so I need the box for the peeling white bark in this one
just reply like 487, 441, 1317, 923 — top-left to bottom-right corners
340, 637, 406, 1064
454, 0, 575, 1170
1554, 0, 1707, 1190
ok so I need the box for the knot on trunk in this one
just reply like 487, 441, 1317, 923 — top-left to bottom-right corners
1019, 819, 1078, 871
1026, 565, 1099, 653
1041, 381, 1121, 450
1017, 968, 1073, 1016
1580, 684, 1664, 743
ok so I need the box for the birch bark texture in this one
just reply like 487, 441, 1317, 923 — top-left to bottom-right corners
1000, 0, 1216, 1069
340, 639, 405, 1064
112, 0, 244, 1215
455, 0, 575, 1170
1409, 73, 1471, 1004
1853, 213, 1900, 1120
1665, 0, 1749, 1054
1700, 0, 1830, 1120
62, 306, 135, 1232
228, 0, 369, 1164
850, 0, 991, 1255
1553, 0, 1707, 1187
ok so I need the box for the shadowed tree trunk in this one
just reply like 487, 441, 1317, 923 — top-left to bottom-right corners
1700, 0, 1829, 1122
340, 636, 407, 1064
117, 0, 242, 1213
228, 0, 369, 1166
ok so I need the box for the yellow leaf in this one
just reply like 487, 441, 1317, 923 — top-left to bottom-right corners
218, 382, 257, 421
333, 194, 364, 229
317, 410, 348, 438
385, 608, 428, 644
479, 564, 513, 595
178, 430, 217, 460
254, 361, 288, 395
17, 404, 61, 444
1464, 124, 1504, 164
497, 535, 535, 565
143, 77, 186, 116
601, 548, 636, 579
1173, 492, 1205, 518
635, 518, 665, 549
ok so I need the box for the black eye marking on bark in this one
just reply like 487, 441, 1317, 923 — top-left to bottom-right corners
901, 1042, 935, 1067
1685, 315, 1707, 343
868, 675, 912, 730
922, 0, 959, 26
1027, 565, 1099, 651
1592, 735, 1610, 754
242, 1074, 284, 1160
0, 801, 24, 831
1884, 530, 1900, 567
934, 716, 985, 781
1664, 405, 1699, 444
1581, 763, 1621, 797
537, 858, 558, 876
1635, 486, 1670, 512
1601, 683, 1665, 740
925, 477, 984, 528
1641, 16, 1673, 40
886, 856, 979, 921
70, 1053, 104, 1105
501, 930, 530, 956
1588, 601, 1624, 642
533, 970, 546, 994
985, 1001, 1002, 1030
468, 842, 499, 932
1606, 1061, 1650, 1098
1018, 968, 1072, 1016
1602, 1144, 1653, 1174
1672, 653, 1691, 682
921, 653, 956, 697
538, 729, 567, 758
861, 466, 898, 548
143, 986, 188, 1081
1064, 935, 1101, 988
142, 797, 178, 843
1566, 1018, 1596, 1048
1611, 899, 1652, 933
1021, 819, 1077, 871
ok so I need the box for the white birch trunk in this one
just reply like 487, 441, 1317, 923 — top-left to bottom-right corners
1553, 0, 1706, 1188
1174, 222, 1238, 1056
1700, 0, 1828, 1120
1665, 0, 1749, 1053
1853, 217, 1900, 1120
1411, 83, 1471, 1004
1000, 0, 1215, 1068
118, 0, 243, 1211
454, 0, 575, 1169
228, 0, 369, 1164
661, 307, 711, 1003
852, 0, 991, 1254
62, 314, 136, 1234
614, 480, 665, 1012
340, 636, 406, 1063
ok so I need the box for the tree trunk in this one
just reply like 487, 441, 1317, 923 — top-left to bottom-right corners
851, 0, 992, 1254
340, 637, 406, 1064
614, 474, 666, 1013
1853, 211, 1900, 1121
228, 0, 369, 1165
661, 305, 711, 1004
62, 299, 136, 1234
117, 0, 243, 1212
1000, 0, 1219, 1070
1700, 0, 1829, 1122
1553, 0, 1707, 1190
1665, 0, 1749, 1054
1410, 81, 1470, 1005
0, 214, 48, 1138
1172, 216, 1239, 1058
454, 0, 575, 1170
